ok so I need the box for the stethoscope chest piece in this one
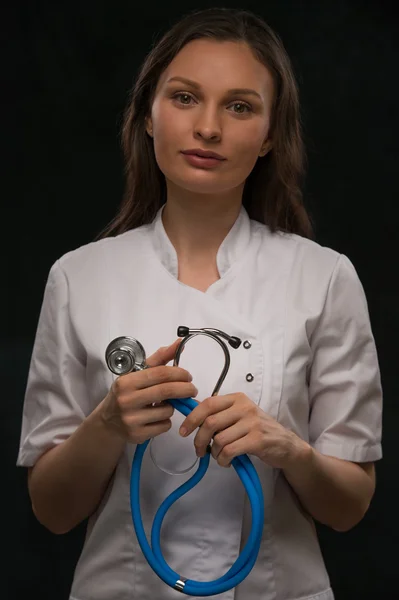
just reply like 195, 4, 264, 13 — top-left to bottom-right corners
106, 336, 147, 375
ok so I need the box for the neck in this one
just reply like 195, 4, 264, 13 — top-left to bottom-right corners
162, 184, 243, 265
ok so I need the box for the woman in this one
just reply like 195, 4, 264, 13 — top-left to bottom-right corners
17, 7, 383, 600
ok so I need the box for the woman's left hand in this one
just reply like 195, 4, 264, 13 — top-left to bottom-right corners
179, 393, 309, 468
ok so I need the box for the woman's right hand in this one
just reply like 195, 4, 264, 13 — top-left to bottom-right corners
100, 339, 197, 444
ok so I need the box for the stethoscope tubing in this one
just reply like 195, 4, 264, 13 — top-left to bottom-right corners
130, 396, 265, 596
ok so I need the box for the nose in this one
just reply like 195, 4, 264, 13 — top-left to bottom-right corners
193, 106, 222, 142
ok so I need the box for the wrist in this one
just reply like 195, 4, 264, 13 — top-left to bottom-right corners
92, 398, 126, 445
283, 434, 314, 477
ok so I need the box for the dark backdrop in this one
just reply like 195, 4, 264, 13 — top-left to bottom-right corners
4, 1, 398, 598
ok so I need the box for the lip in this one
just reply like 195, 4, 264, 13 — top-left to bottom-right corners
181, 148, 226, 160
181, 153, 225, 169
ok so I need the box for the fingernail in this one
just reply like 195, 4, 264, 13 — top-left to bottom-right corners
179, 427, 187, 437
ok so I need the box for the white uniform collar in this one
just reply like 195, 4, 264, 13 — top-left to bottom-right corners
150, 203, 251, 279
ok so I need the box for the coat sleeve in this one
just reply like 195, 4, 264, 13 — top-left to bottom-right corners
16, 260, 89, 467
308, 253, 383, 462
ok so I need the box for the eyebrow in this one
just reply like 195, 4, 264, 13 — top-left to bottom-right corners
166, 76, 263, 101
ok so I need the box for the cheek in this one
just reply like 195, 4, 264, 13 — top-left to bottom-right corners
232, 123, 266, 160
152, 109, 187, 168
152, 130, 176, 177
226, 128, 265, 179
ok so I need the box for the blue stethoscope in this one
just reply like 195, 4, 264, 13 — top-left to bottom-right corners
105, 326, 264, 596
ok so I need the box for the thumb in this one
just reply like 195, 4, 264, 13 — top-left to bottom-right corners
146, 338, 183, 368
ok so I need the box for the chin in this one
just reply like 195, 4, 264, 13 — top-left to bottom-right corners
167, 171, 242, 196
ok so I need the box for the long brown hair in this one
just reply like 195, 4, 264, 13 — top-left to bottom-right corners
96, 7, 314, 240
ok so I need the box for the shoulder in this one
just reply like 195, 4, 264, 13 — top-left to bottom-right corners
251, 219, 341, 272
249, 219, 361, 300
53, 224, 152, 280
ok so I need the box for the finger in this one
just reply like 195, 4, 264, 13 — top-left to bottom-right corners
193, 408, 244, 458
211, 420, 252, 459
135, 419, 172, 443
179, 395, 235, 437
132, 381, 198, 408
118, 363, 193, 393
135, 403, 175, 425
217, 433, 260, 467
142, 364, 194, 388
146, 339, 183, 368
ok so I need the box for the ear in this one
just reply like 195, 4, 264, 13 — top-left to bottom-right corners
145, 117, 153, 138
259, 138, 272, 157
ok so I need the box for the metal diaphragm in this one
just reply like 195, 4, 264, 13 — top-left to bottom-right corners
105, 336, 147, 375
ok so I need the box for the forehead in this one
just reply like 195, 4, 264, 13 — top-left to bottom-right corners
157, 39, 273, 94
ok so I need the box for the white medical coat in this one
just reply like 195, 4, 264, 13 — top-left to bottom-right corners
17, 205, 383, 600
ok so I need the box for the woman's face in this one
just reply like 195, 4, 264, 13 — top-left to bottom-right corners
147, 39, 274, 196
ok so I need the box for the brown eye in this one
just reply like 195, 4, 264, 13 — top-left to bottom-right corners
173, 93, 193, 105
231, 102, 252, 114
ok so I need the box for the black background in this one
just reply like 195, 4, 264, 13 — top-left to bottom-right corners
4, 1, 398, 598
